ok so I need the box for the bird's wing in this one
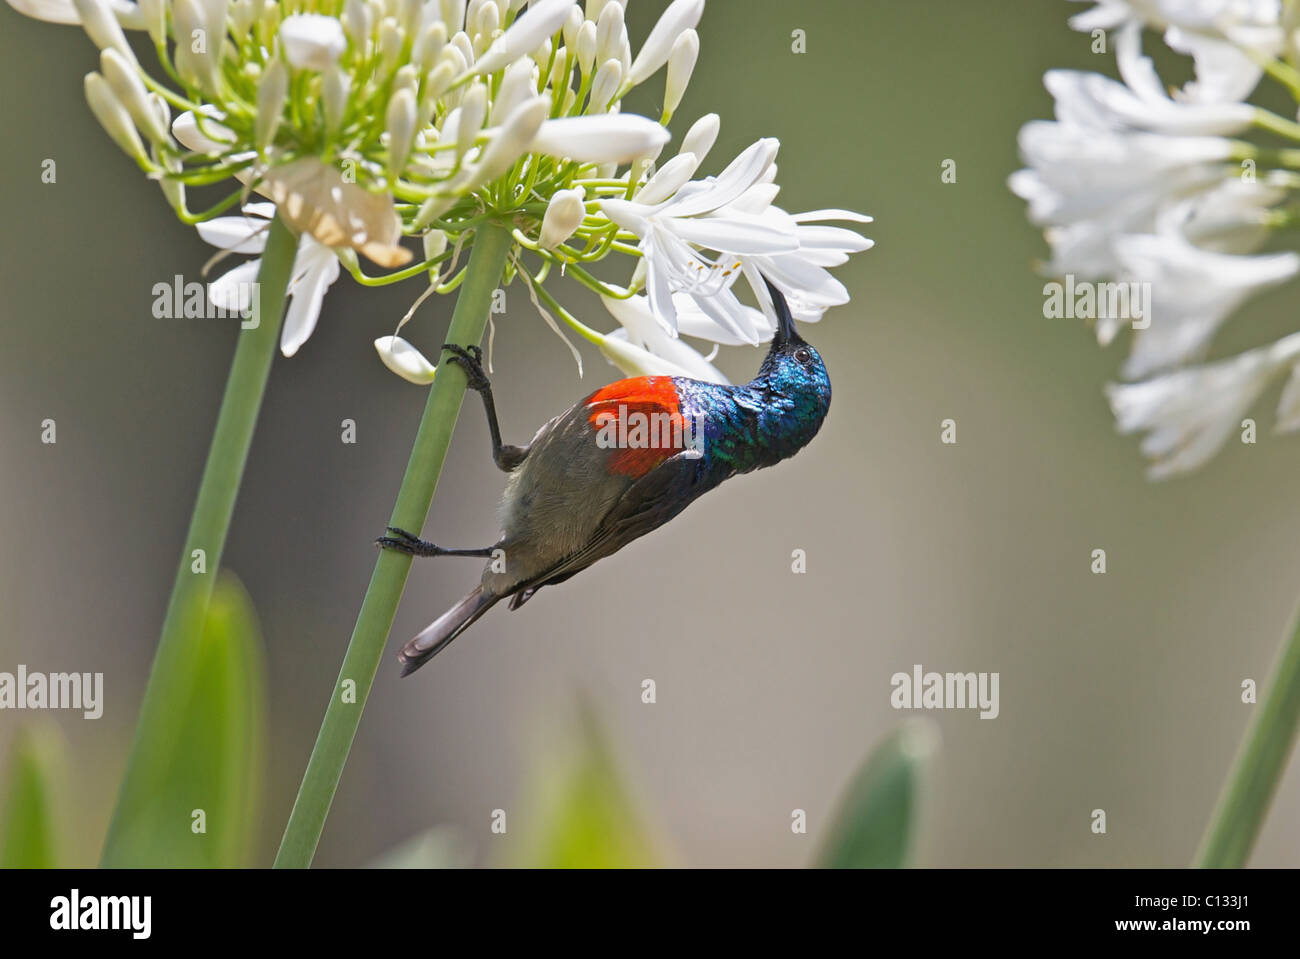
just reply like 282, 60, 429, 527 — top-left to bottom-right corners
511, 447, 707, 602
582, 375, 696, 478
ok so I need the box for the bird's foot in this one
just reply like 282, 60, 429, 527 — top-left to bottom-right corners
442, 343, 490, 392
376, 526, 444, 557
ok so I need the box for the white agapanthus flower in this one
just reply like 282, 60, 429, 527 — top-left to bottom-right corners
13, 0, 871, 382
1014, 3, 1300, 477
1108, 331, 1300, 479
1067, 0, 1284, 104
600, 137, 872, 342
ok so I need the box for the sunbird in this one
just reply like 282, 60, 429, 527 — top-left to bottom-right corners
380, 278, 832, 676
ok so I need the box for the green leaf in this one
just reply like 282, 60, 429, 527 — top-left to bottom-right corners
0, 721, 69, 868
100, 572, 267, 867
817, 721, 937, 868
366, 826, 472, 869
514, 704, 660, 868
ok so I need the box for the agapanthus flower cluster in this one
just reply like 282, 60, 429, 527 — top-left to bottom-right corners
15, 0, 869, 380
1011, 0, 1300, 478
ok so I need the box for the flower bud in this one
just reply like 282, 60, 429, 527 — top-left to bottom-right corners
575, 20, 596, 75
378, 16, 404, 73
562, 4, 582, 49
663, 28, 698, 118
71, 0, 137, 67
549, 48, 572, 92
375, 336, 438, 385
100, 49, 171, 145
493, 57, 538, 125
280, 13, 348, 71
441, 0, 467, 35
589, 58, 621, 113
594, 0, 624, 65
385, 85, 418, 180
173, 0, 221, 92
530, 113, 668, 164
456, 95, 549, 191
423, 58, 458, 101
680, 112, 719, 165
84, 71, 148, 164
255, 57, 288, 151
423, 228, 448, 262
451, 29, 476, 71
414, 20, 448, 69
344, 0, 371, 43
139, 0, 167, 46
471, 0, 499, 55
471, 0, 574, 76
635, 152, 698, 204
323, 64, 351, 134
457, 82, 487, 159
539, 187, 585, 249
627, 0, 703, 86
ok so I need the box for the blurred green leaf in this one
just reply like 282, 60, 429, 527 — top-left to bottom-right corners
817, 721, 937, 869
0, 721, 69, 868
100, 572, 267, 867
366, 826, 472, 869
515, 705, 660, 868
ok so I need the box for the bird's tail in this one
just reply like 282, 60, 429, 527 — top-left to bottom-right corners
398, 586, 498, 676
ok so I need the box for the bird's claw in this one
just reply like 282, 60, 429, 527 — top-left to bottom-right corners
376, 526, 431, 554
441, 343, 490, 391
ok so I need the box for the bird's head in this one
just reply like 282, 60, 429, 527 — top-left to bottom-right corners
758, 277, 832, 419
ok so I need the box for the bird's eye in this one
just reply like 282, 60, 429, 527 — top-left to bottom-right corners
794, 348, 812, 366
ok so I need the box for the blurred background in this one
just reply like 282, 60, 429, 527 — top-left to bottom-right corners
2, 0, 1299, 867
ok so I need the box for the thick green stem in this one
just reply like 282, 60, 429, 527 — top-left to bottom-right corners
273, 221, 513, 868
1194, 606, 1300, 867
101, 217, 298, 865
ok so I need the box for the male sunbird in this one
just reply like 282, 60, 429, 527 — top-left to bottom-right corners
379, 278, 832, 675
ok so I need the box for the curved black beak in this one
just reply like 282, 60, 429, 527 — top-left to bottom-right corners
764, 276, 800, 348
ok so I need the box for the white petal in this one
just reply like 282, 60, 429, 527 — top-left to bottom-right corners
1164, 24, 1270, 104
665, 138, 778, 217
791, 208, 874, 224
196, 212, 272, 254
1106, 331, 1300, 478
672, 292, 770, 345
668, 212, 798, 255
681, 283, 761, 344
596, 197, 651, 234
1118, 235, 1300, 378
644, 231, 680, 331
794, 224, 874, 255
599, 328, 727, 384
207, 259, 262, 313
172, 108, 236, 153
280, 242, 340, 356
